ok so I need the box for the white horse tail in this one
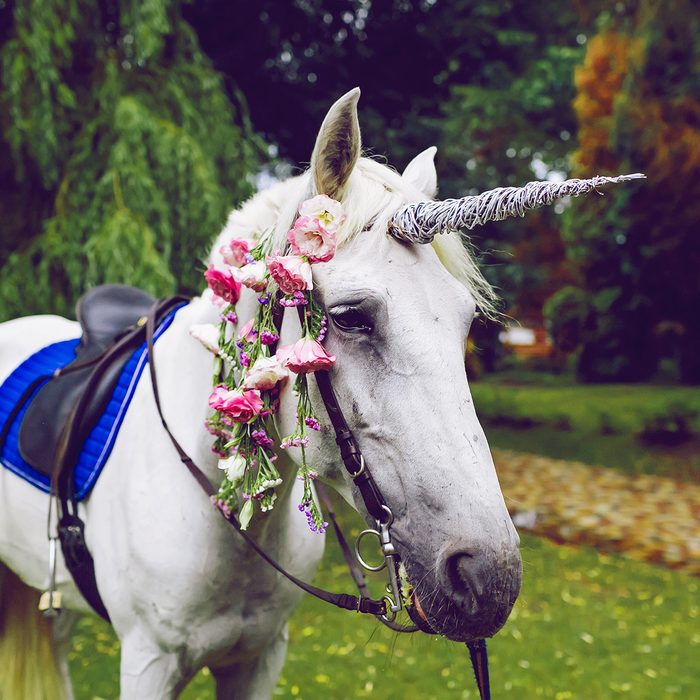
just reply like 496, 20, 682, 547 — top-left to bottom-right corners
0, 564, 66, 700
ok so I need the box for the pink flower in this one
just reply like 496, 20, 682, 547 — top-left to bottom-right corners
277, 336, 336, 374
299, 195, 345, 233
234, 261, 268, 292
203, 288, 226, 308
211, 388, 264, 423
220, 238, 255, 267
204, 265, 241, 304
287, 216, 336, 263
266, 254, 313, 294
243, 356, 289, 391
237, 318, 257, 343
208, 385, 231, 411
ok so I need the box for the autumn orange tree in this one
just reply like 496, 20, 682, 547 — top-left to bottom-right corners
555, 1, 700, 383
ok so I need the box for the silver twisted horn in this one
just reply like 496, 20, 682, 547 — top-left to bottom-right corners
388, 173, 646, 244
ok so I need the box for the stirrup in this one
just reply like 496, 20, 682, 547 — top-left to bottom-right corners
38, 535, 62, 617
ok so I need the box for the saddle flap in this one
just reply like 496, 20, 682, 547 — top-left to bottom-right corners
17, 284, 157, 477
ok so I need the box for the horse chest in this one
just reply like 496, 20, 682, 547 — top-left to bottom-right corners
176, 531, 323, 663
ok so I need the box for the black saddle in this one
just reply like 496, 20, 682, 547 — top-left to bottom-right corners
18, 285, 158, 477
0, 284, 188, 622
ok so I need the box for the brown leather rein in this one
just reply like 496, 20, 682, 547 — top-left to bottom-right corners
145, 297, 491, 700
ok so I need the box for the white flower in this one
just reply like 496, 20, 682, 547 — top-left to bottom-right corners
239, 499, 255, 530
217, 453, 247, 484
242, 355, 289, 391
234, 260, 268, 292
298, 194, 345, 233
260, 491, 278, 512
189, 324, 221, 355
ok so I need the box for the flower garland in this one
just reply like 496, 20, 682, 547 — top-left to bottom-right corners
191, 195, 345, 533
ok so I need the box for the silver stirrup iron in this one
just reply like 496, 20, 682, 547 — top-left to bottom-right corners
38, 496, 62, 616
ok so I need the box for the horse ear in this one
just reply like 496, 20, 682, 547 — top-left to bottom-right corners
310, 87, 361, 199
402, 146, 438, 198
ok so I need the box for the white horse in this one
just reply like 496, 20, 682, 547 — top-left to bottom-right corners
0, 88, 530, 699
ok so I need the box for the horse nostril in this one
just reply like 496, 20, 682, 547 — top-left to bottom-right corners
445, 551, 481, 600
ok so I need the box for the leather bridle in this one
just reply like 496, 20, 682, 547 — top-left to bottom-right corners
145, 295, 492, 699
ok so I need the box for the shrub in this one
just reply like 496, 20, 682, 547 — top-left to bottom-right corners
637, 402, 698, 445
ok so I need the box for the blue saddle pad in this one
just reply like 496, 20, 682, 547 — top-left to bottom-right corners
0, 306, 183, 499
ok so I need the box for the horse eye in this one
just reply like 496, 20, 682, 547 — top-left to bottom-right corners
329, 306, 373, 334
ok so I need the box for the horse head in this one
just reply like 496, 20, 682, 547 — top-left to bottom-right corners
217, 88, 521, 642
213, 88, 640, 642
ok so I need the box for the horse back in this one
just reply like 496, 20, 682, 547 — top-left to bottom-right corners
0, 315, 79, 386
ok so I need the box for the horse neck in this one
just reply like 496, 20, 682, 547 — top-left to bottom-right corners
155, 296, 301, 537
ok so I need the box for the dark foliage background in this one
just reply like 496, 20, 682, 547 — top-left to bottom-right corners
1, 0, 697, 382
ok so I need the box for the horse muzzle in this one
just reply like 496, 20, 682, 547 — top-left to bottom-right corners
403, 539, 522, 641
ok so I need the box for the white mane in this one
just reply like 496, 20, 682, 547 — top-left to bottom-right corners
211, 157, 498, 317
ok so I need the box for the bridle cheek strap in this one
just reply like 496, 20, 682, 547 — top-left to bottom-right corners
314, 370, 387, 523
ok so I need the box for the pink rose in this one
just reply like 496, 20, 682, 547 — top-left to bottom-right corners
266, 254, 313, 294
287, 216, 336, 263
299, 195, 345, 233
204, 265, 241, 304
234, 261, 268, 292
214, 388, 264, 423
276, 336, 336, 374
220, 238, 255, 267
208, 385, 231, 411
242, 356, 289, 391
237, 318, 257, 343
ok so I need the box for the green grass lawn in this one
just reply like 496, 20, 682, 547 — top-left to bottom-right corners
66, 378, 698, 698
471, 379, 700, 435
470, 379, 700, 480
69, 505, 699, 700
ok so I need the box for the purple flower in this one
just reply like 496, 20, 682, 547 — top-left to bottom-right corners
205, 419, 227, 437
297, 499, 327, 533
304, 416, 321, 431
317, 315, 328, 342
280, 436, 309, 449
221, 311, 238, 324
296, 470, 318, 481
280, 290, 308, 308
251, 429, 274, 448
210, 497, 232, 519
260, 330, 280, 345
240, 352, 250, 367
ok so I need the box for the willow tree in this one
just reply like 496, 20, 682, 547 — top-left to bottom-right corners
0, 0, 260, 321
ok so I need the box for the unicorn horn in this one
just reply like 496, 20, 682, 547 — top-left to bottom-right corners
388, 173, 645, 244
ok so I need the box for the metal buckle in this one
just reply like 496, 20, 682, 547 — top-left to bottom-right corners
354, 504, 403, 615
352, 454, 365, 477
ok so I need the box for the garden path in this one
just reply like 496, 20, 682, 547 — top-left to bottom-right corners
495, 449, 700, 576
